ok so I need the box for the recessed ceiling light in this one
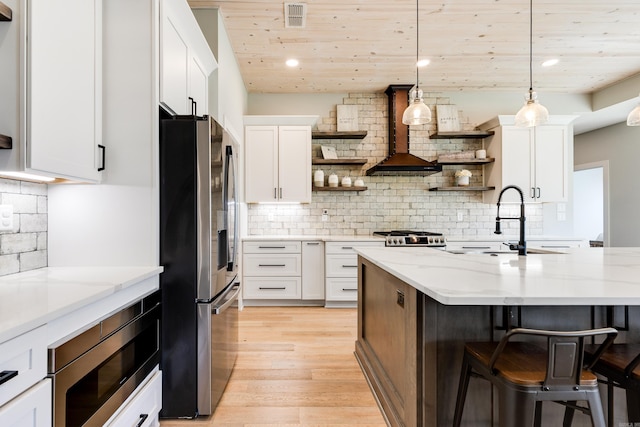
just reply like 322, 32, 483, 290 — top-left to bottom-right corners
542, 58, 559, 67
286, 59, 299, 67
417, 59, 430, 67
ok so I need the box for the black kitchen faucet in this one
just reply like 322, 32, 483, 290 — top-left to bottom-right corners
494, 185, 527, 256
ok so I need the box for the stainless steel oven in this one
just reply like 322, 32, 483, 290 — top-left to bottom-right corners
48, 291, 160, 427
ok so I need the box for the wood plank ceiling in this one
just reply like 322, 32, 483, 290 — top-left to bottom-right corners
189, 0, 640, 94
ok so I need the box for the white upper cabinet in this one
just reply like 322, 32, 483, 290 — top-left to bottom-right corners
481, 115, 577, 203
245, 124, 312, 203
160, 0, 216, 116
0, 0, 103, 182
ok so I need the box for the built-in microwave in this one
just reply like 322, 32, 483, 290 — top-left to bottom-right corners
47, 292, 160, 427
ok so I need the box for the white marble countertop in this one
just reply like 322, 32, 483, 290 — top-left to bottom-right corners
355, 246, 640, 306
0, 266, 163, 344
242, 235, 385, 242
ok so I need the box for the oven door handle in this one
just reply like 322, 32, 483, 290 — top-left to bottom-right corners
210, 282, 241, 315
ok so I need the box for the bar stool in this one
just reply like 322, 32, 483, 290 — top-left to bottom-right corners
452, 327, 618, 427
569, 343, 640, 426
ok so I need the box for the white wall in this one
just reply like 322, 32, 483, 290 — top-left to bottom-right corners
248, 91, 591, 129
575, 122, 640, 246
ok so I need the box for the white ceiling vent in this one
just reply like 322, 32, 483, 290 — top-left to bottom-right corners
284, 3, 307, 28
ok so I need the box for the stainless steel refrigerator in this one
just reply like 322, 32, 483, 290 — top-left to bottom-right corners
159, 111, 240, 418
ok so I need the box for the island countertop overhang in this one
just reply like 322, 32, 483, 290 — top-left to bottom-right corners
355, 246, 640, 306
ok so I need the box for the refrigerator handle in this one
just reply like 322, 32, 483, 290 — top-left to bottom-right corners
210, 282, 241, 315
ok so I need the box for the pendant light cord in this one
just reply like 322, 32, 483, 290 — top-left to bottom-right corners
528, 0, 533, 92
415, 0, 420, 92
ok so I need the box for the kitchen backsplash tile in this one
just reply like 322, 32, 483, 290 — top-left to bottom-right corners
0, 178, 47, 276
247, 92, 544, 237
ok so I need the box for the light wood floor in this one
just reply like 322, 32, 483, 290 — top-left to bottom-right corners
160, 306, 387, 427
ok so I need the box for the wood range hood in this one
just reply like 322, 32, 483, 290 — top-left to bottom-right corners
366, 84, 442, 176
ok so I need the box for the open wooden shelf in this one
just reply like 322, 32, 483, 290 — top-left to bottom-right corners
312, 158, 367, 165
313, 185, 367, 192
0, 1, 12, 21
0, 134, 12, 149
430, 131, 494, 139
428, 186, 495, 192
437, 158, 495, 165
312, 131, 368, 140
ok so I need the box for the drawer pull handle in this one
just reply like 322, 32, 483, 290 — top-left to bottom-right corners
258, 264, 286, 267
258, 246, 286, 249
540, 245, 570, 248
259, 287, 286, 290
306, 242, 320, 245
461, 246, 491, 249
342, 265, 358, 268
341, 246, 353, 250
135, 413, 149, 427
0, 370, 18, 386
342, 288, 358, 292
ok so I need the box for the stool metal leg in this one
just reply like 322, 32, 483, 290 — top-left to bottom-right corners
587, 391, 607, 427
563, 401, 576, 427
498, 388, 537, 427
453, 355, 472, 427
626, 389, 640, 422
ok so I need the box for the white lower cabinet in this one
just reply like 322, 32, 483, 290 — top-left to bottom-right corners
325, 241, 384, 307
243, 239, 326, 302
243, 241, 303, 301
527, 239, 590, 249
302, 241, 324, 300
445, 241, 506, 253
0, 326, 49, 426
446, 238, 590, 253
0, 326, 47, 408
0, 379, 51, 427
105, 368, 162, 427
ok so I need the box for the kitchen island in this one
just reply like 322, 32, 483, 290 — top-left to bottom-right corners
354, 246, 640, 427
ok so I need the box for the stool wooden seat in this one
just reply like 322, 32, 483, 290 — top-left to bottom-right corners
453, 327, 618, 427
578, 343, 640, 425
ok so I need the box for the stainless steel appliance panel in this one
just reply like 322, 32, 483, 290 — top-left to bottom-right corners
160, 112, 239, 419
196, 281, 240, 415
48, 293, 160, 427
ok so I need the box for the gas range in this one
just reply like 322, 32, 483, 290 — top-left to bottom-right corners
373, 230, 447, 247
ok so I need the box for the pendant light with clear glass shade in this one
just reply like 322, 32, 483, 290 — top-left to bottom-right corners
402, 0, 431, 125
627, 93, 640, 126
514, 0, 549, 127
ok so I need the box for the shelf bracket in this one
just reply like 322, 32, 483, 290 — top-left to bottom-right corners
0, 134, 12, 149
0, 1, 12, 21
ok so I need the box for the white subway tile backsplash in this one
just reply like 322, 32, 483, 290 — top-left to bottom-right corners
0, 254, 19, 275
0, 178, 47, 277
0, 233, 37, 255
20, 250, 47, 271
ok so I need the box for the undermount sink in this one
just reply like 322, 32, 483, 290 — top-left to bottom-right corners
445, 248, 565, 255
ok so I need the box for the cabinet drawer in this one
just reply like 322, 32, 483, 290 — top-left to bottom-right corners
0, 326, 47, 407
0, 378, 51, 427
244, 254, 301, 276
326, 254, 359, 278
105, 369, 161, 427
244, 241, 301, 254
326, 278, 358, 301
325, 241, 383, 254
445, 242, 505, 252
244, 277, 302, 299
527, 239, 589, 249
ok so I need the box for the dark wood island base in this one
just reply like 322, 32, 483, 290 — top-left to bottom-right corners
355, 256, 640, 427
